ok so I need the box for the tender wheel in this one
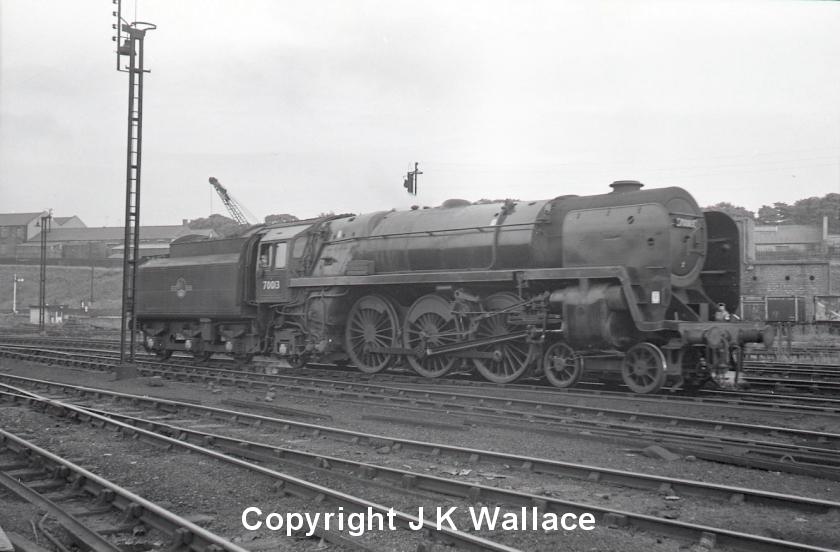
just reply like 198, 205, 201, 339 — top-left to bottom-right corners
154, 350, 173, 361
404, 294, 460, 378
231, 353, 255, 365
192, 351, 213, 363
621, 342, 667, 394
472, 292, 534, 383
345, 295, 400, 374
543, 342, 583, 388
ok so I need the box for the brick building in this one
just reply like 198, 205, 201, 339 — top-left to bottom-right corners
0, 211, 49, 257
736, 218, 833, 321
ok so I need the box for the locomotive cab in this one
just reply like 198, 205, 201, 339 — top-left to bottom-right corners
254, 224, 313, 304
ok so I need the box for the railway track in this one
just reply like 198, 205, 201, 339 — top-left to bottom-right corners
3, 343, 840, 477
2, 383, 839, 552
291, 364, 840, 414
4, 332, 840, 396
2, 358, 840, 482
3, 342, 839, 440
0, 428, 250, 552
1, 392, 520, 551
3, 338, 840, 412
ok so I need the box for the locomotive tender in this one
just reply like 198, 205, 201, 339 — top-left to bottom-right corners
136, 181, 772, 394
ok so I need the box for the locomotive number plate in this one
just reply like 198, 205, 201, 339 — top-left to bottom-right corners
262, 280, 281, 290
674, 217, 697, 229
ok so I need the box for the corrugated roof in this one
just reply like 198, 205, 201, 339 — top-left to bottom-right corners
0, 212, 48, 226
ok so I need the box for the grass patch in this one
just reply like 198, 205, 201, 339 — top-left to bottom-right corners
0, 265, 123, 315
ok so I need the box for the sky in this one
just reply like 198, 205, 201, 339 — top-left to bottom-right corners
1, 0, 839, 227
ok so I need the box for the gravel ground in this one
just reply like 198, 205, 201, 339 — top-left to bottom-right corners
2, 358, 840, 551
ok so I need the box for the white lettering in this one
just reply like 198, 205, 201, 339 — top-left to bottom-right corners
542, 513, 558, 531
501, 512, 518, 531
387, 508, 397, 530
437, 507, 458, 530
265, 513, 283, 531
409, 507, 424, 530
561, 513, 577, 530
348, 513, 364, 537
675, 217, 697, 229
242, 507, 262, 530
286, 513, 304, 536
367, 508, 384, 531
304, 513, 320, 537
579, 513, 595, 530
469, 506, 500, 530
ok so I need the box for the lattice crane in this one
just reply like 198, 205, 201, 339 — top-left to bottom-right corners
209, 177, 258, 225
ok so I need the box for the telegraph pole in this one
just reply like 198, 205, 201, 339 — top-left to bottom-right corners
112, 1, 155, 371
38, 212, 52, 331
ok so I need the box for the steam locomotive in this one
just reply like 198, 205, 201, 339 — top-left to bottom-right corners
136, 181, 772, 394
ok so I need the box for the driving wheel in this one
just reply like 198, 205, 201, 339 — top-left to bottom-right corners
404, 294, 460, 378
345, 294, 400, 374
472, 292, 534, 383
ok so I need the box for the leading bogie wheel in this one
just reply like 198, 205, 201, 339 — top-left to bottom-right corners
472, 292, 535, 383
404, 294, 460, 378
621, 342, 666, 394
543, 341, 583, 388
345, 294, 400, 374
154, 349, 173, 361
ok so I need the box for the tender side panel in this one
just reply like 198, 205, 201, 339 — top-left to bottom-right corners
135, 253, 244, 319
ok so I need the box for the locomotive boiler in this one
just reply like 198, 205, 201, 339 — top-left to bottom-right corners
136, 181, 772, 393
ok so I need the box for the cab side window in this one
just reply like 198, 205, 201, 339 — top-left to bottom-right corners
292, 236, 306, 258
274, 242, 288, 269
259, 244, 274, 268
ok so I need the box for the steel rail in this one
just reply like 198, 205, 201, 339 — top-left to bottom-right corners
4, 343, 836, 449
3, 350, 840, 476
157, 365, 840, 448
0, 469, 122, 552
6, 339, 840, 417
5, 372, 839, 479
5, 341, 840, 415
0, 429, 252, 552
1, 380, 838, 515
0, 390, 521, 552
2, 388, 837, 552
78, 400, 840, 516
744, 364, 840, 378
294, 364, 840, 414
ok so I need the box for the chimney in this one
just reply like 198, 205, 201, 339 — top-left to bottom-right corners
609, 180, 644, 194
183, 219, 189, 226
